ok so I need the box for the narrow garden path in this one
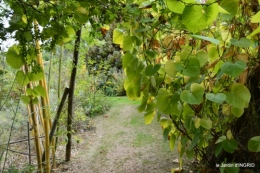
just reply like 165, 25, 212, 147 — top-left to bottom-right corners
56, 97, 188, 173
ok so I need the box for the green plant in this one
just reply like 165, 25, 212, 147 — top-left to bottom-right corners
113, 0, 260, 172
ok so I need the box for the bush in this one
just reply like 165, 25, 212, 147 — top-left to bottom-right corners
97, 68, 126, 96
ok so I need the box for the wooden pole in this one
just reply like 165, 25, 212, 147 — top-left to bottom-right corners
65, 28, 82, 161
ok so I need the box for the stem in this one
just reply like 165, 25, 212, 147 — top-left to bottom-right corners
66, 27, 82, 161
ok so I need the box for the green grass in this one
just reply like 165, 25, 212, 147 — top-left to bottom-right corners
108, 96, 141, 106
129, 115, 144, 126
132, 133, 155, 147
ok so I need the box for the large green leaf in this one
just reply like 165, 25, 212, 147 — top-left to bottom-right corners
200, 118, 212, 130
196, 50, 209, 67
191, 35, 220, 45
225, 83, 251, 108
182, 58, 200, 77
123, 36, 133, 51
6, 45, 24, 69
113, 28, 124, 45
170, 134, 176, 151
230, 38, 252, 48
224, 167, 239, 173
29, 71, 44, 82
122, 52, 135, 69
145, 64, 161, 76
231, 106, 244, 118
180, 46, 192, 60
21, 95, 30, 104
215, 143, 222, 157
16, 70, 30, 86
220, 0, 239, 20
248, 136, 260, 152
138, 96, 148, 112
180, 83, 204, 104
182, 3, 219, 33
34, 85, 47, 98
156, 89, 171, 112
144, 111, 155, 124
62, 26, 76, 43
251, 11, 260, 23
206, 93, 226, 104
248, 26, 260, 39
124, 77, 141, 100
165, 60, 177, 78
222, 138, 238, 153
221, 60, 246, 78
215, 135, 226, 144
166, 0, 185, 14
208, 46, 219, 63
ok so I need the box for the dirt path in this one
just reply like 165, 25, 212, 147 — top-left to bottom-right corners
55, 98, 185, 173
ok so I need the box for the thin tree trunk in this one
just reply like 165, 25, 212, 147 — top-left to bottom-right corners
66, 28, 82, 161
42, 87, 70, 163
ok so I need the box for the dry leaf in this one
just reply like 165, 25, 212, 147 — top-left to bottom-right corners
237, 53, 249, 63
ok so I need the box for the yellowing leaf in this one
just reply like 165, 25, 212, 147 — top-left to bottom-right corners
251, 11, 260, 23
200, 118, 212, 130
144, 111, 155, 124
226, 130, 233, 140
113, 28, 124, 45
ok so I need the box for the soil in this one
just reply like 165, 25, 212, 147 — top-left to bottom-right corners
54, 98, 192, 173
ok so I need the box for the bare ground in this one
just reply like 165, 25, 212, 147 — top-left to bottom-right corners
54, 99, 190, 173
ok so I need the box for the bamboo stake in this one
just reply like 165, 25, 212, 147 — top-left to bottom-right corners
47, 51, 53, 96
58, 46, 63, 100
24, 65, 43, 172
34, 20, 52, 173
